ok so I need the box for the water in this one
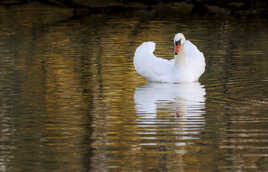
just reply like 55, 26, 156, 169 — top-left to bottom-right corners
1, 4, 268, 172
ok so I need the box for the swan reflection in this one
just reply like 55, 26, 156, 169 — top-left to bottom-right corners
135, 82, 206, 115
134, 82, 206, 148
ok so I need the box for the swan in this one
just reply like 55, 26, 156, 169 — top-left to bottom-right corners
134, 33, 205, 83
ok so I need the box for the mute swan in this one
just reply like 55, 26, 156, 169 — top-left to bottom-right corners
134, 33, 205, 83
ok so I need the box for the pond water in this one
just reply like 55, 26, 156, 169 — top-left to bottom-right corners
1, 4, 268, 172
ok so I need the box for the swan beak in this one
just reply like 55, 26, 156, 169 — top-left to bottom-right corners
174, 41, 181, 55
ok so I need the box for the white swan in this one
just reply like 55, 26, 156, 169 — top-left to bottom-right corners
134, 33, 205, 83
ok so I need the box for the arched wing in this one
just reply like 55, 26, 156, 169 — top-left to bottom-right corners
134, 42, 173, 81
185, 40, 206, 78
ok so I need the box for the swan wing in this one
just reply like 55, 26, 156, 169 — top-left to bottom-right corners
134, 42, 173, 82
185, 40, 206, 78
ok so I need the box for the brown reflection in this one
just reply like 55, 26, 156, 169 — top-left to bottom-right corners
44, 55, 87, 171
0, 6, 93, 171
36, 23, 94, 172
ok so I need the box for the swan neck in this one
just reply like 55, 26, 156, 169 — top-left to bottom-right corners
174, 47, 186, 67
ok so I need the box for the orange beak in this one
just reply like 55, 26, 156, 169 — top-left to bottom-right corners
174, 44, 180, 55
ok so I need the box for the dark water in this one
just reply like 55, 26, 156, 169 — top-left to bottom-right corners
1, 4, 268, 172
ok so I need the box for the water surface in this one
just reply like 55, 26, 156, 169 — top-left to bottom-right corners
1, 4, 268, 172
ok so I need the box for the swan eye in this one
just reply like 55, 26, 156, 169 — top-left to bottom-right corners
175, 40, 181, 46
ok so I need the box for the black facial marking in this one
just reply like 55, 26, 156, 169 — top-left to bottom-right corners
175, 40, 181, 46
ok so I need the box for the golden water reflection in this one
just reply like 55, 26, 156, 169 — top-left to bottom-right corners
0, 3, 268, 172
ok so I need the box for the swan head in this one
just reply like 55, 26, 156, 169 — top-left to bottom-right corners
174, 33, 186, 55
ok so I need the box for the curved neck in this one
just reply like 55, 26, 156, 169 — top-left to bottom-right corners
174, 46, 186, 68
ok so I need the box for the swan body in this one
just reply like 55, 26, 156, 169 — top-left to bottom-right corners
134, 33, 205, 83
